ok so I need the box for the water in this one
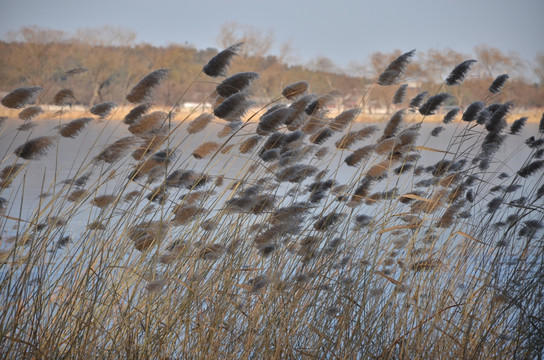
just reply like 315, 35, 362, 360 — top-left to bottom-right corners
0, 117, 540, 240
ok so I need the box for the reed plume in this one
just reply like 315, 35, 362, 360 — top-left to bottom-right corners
91, 195, 116, 209
132, 133, 167, 160
377, 49, 415, 86
186, 113, 213, 134
53, 89, 76, 106
344, 145, 375, 166
285, 95, 314, 129
217, 121, 241, 137
95, 136, 138, 163
18, 106, 44, 121
476, 109, 491, 125
67, 189, 87, 202
257, 107, 294, 135
350, 177, 374, 203
216, 72, 259, 98
539, 112, 544, 133
329, 108, 361, 131
462, 101, 485, 122
14, 136, 55, 160
489, 74, 509, 94
409, 91, 428, 109
309, 128, 333, 144
239, 135, 262, 154
128, 111, 167, 134
193, 142, 220, 159
199, 243, 227, 260
419, 93, 451, 115
366, 159, 393, 178
214, 92, 251, 121
1, 86, 42, 108
64, 67, 89, 77
431, 126, 445, 137
282, 81, 309, 100
58, 117, 93, 138
166, 170, 199, 188
17, 122, 37, 132
510, 117, 527, 135
90, 101, 118, 118
127, 69, 169, 103
203, 42, 244, 77
392, 84, 408, 104
124, 103, 152, 125
276, 164, 318, 182
172, 205, 205, 226
304, 90, 342, 115
445, 59, 477, 85
517, 160, 544, 178
443, 107, 460, 124
486, 102, 512, 133
381, 109, 404, 140
336, 125, 379, 150
375, 137, 398, 155
314, 212, 343, 231
0, 163, 23, 189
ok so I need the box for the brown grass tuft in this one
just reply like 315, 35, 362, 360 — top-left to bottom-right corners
329, 108, 361, 132
91, 194, 116, 209
128, 111, 167, 134
172, 205, 205, 226
127, 69, 169, 104
366, 159, 393, 178
58, 117, 93, 138
1, 86, 42, 109
124, 103, 152, 125
282, 81, 309, 100
95, 136, 139, 163
239, 135, 262, 154
90, 101, 118, 118
67, 189, 87, 202
187, 113, 215, 134
18, 106, 44, 121
203, 42, 243, 77
193, 142, 221, 159
14, 136, 56, 160
0, 163, 24, 189
53, 89, 76, 106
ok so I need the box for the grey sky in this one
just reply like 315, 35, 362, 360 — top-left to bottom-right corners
1, 0, 543, 69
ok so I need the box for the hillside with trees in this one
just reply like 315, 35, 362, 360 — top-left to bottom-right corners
1, 26, 543, 113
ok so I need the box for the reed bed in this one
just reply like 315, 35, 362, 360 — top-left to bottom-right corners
0, 45, 543, 359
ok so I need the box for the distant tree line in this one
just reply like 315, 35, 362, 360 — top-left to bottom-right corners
1, 26, 543, 112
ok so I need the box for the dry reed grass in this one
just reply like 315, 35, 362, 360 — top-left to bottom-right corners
0, 43, 543, 360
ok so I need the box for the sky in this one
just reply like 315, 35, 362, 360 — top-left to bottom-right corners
1, 0, 543, 71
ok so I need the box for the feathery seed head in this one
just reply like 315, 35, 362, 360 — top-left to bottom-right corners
127, 69, 169, 104
216, 72, 259, 98
282, 80, 309, 100
2, 86, 42, 109
203, 42, 244, 77
377, 50, 416, 86
90, 101, 118, 118
445, 59, 477, 85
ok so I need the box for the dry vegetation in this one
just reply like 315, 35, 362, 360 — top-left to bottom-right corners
0, 42, 543, 359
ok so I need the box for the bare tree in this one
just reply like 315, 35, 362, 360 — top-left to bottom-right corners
4, 26, 69, 88
474, 44, 524, 78
534, 53, 544, 85
216, 22, 275, 58
75, 26, 136, 47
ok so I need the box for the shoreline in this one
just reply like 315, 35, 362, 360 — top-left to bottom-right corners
1, 105, 542, 124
